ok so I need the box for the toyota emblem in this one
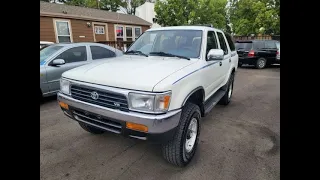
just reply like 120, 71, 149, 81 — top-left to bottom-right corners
90, 91, 99, 100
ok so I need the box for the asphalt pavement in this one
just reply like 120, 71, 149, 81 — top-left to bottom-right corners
40, 65, 280, 180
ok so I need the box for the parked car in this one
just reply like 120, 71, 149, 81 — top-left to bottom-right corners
57, 25, 238, 166
235, 40, 279, 69
40, 41, 54, 49
40, 42, 123, 98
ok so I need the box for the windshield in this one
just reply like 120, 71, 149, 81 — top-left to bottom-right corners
40, 45, 63, 62
235, 42, 253, 51
127, 30, 203, 58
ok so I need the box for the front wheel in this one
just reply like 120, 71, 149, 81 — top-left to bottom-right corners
218, 73, 234, 105
162, 102, 201, 167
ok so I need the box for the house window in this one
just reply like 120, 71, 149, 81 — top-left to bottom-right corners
134, 27, 142, 40
115, 25, 142, 41
54, 19, 72, 43
95, 26, 105, 34
116, 25, 124, 41
126, 27, 133, 41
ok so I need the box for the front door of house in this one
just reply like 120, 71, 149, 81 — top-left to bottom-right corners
93, 23, 108, 42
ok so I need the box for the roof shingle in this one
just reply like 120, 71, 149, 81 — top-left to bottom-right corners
40, 1, 151, 26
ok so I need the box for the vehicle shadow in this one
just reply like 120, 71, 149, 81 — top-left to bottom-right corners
240, 64, 280, 69
40, 95, 57, 105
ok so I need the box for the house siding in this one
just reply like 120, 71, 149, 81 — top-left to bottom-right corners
40, 16, 150, 43
70, 19, 94, 42
40, 17, 56, 43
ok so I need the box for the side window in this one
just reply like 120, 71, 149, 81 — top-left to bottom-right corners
225, 33, 236, 51
217, 32, 228, 55
55, 46, 87, 63
206, 31, 218, 57
254, 41, 265, 50
90, 46, 116, 60
265, 41, 277, 49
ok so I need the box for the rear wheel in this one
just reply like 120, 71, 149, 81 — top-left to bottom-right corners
255, 58, 267, 69
162, 102, 201, 167
79, 122, 105, 134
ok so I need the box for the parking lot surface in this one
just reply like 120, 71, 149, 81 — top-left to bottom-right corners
40, 66, 280, 180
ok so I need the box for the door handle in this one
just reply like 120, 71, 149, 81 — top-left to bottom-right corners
229, 59, 231, 63
219, 62, 222, 66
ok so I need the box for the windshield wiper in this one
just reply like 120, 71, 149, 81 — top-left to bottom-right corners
149, 52, 190, 60
125, 50, 148, 57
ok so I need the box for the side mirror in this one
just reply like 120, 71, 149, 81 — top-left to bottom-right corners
51, 59, 65, 66
207, 49, 224, 61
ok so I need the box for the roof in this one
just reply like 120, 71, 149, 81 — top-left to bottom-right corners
40, 1, 151, 26
147, 26, 222, 32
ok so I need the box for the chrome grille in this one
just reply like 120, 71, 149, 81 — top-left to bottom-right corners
70, 85, 129, 112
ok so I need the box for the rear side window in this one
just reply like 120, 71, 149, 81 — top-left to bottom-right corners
217, 32, 228, 55
253, 41, 265, 50
265, 41, 277, 49
90, 46, 116, 60
225, 33, 236, 51
235, 42, 252, 51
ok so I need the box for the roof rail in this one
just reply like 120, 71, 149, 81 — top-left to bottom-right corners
183, 24, 214, 28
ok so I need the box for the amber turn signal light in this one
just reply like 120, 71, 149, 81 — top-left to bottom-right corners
59, 101, 69, 110
126, 122, 148, 132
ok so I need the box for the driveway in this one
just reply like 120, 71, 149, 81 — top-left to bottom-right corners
40, 66, 280, 180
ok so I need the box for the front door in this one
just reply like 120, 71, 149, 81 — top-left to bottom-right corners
46, 46, 89, 93
93, 23, 108, 42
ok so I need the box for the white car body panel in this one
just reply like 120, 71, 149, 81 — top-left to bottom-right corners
62, 26, 238, 111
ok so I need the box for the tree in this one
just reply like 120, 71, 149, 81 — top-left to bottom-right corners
123, 0, 145, 15
99, 0, 125, 11
229, 0, 280, 35
154, 0, 228, 29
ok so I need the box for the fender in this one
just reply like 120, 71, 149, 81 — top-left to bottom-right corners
181, 86, 205, 107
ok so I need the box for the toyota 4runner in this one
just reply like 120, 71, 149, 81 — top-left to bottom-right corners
58, 25, 238, 167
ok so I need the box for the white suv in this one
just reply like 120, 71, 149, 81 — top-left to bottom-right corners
58, 25, 238, 166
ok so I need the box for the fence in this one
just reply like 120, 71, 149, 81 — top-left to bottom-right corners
97, 41, 134, 51
233, 35, 280, 42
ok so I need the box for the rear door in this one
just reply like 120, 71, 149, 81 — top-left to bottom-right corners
225, 33, 238, 68
46, 46, 90, 93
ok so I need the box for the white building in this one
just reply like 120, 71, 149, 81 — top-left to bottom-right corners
135, 2, 161, 28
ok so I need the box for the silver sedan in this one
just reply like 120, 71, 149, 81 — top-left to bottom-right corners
40, 42, 123, 98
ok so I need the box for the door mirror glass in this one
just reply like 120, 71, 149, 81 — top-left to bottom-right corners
51, 59, 65, 66
207, 49, 224, 61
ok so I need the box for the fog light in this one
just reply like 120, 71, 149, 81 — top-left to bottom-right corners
59, 101, 69, 110
126, 122, 148, 132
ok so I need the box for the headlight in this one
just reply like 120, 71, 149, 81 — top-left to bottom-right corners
60, 78, 70, 95
128, 92, 171, 113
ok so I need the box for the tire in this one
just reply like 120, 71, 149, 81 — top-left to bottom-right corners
218, 73, 234, 105
79, 122, 105, 134
162, 102, 201, 167
255, 57, 267, 69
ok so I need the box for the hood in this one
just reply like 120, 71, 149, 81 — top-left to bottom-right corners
62, 55, 194, 92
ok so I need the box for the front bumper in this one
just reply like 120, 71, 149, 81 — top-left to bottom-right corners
58, 93, 181, 143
